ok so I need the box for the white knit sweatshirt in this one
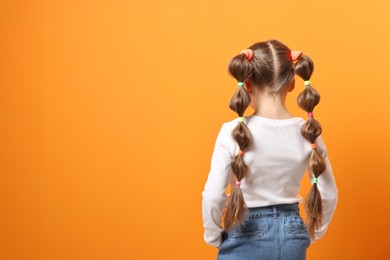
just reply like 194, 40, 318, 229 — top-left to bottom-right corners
202, 115, 338, 247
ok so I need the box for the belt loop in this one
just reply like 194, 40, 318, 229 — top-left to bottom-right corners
273, 205, 277, 218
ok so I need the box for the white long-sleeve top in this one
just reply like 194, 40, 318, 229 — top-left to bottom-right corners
202, 115, 338, 247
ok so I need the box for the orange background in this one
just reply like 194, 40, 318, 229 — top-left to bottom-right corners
1, 0, 389, 259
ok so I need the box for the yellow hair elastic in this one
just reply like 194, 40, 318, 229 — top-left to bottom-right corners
238, 117, 244, 122
304, 80, 310, 86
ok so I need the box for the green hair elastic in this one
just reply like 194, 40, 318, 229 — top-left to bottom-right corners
304, 80, 310, 86
238, 82, 244, 87
238, 117, 244, 122
313, 177, 318, 184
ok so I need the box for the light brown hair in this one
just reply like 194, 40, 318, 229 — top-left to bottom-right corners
223, 39, 325, 240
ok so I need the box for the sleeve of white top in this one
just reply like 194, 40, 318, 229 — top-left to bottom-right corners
308, 135, 339, 244
202, 123, 233, 247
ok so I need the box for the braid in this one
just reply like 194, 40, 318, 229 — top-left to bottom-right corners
223, 52, 253, 231
295, 55, 326, 239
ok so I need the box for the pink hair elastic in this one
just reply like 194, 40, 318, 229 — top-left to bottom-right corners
308, 112, 313, 117
240, 49, 254, 60
291, 50, 303, 62
238, 150, 244, 156
236, 180, 241, 187
311, 143, 317, 149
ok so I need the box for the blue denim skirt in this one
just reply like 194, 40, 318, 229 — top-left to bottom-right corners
218, 203, 311, 260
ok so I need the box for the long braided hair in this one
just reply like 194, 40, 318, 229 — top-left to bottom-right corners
223, 39, 325, 240
295, 55, 326, 238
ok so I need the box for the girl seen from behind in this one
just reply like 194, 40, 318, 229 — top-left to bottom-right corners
202, 39, 338, 260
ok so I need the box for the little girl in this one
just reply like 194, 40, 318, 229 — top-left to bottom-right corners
202, 39, 338, 260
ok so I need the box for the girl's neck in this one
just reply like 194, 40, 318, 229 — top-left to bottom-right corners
251, 92, 293, 119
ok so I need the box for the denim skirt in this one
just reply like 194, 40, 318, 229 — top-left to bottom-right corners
218, 203, 311, 260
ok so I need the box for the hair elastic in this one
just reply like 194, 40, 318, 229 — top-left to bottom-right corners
240, 49, 254, 60
313, 177, 318, 184
311, 143, 317, 149
238, 150, 244, 156
308, 112, 313, 117
304, 80, 310, 86
236, 180, 241, 187
238, 117, 244, 123
238, 82, 244, 87
291, 50, 303, 61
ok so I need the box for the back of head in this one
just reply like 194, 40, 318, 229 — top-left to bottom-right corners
228, 39, 295, 95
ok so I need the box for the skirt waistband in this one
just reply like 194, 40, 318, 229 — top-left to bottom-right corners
247, 203, 300, 218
